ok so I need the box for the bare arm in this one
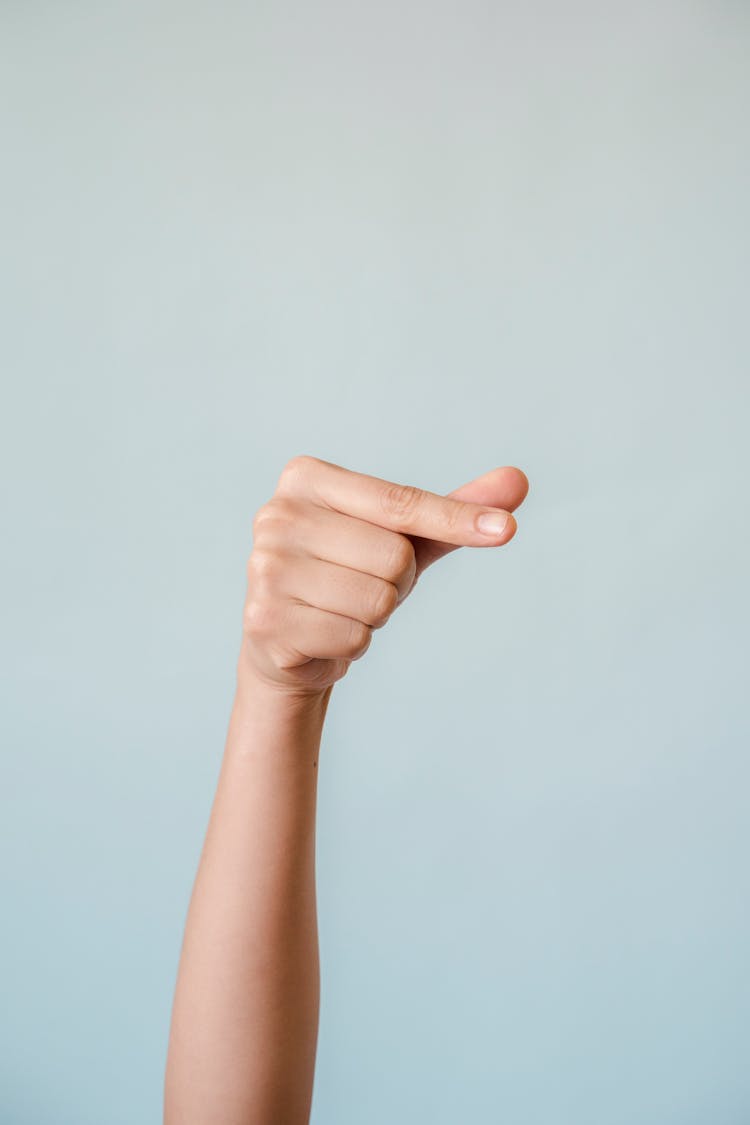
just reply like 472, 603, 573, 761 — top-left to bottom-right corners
163, 454, 529, 1124
163, 675, 332, 1124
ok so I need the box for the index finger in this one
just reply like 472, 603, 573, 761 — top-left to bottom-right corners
276, 455, 517, 546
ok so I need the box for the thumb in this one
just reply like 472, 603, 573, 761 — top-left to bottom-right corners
406, 465, 530, 585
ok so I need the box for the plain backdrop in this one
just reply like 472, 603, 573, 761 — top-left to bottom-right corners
2, 3, 749, 1122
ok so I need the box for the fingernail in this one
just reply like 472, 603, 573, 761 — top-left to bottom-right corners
476, 511, 509, 537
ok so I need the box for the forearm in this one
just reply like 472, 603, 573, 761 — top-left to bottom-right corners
164, 663, 333, 1125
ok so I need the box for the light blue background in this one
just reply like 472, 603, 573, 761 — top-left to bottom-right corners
2, 3, 749, 1122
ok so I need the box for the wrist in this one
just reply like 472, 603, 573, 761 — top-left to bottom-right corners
235, 663, 332, 714
229, 662, 333, 763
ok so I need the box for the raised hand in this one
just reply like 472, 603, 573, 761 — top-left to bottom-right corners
239, 455, 530, 696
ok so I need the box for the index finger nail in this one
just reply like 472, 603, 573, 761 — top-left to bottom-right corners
476, 511, 510, 537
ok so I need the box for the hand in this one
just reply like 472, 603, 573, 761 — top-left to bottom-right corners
238, 455, 530, 697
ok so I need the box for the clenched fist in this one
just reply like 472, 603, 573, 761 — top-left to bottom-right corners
238, 455, 530, 697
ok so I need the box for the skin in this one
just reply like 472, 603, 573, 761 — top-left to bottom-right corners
163, 454, 530, 1124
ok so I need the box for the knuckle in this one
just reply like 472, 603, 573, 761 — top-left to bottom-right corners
252, 497, 297, 540
371, 580, 399, 628
244, 550, 287, 636
242, 597, 274, 638
345, 620, 372, 659
379, 481, 423, 522
247, 548, 281, 585
385, 535, 416, 583
251, 505, 270, 537
277, 454, 318, 492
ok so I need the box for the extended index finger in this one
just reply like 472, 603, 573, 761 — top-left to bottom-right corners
276, 455, 517, 546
